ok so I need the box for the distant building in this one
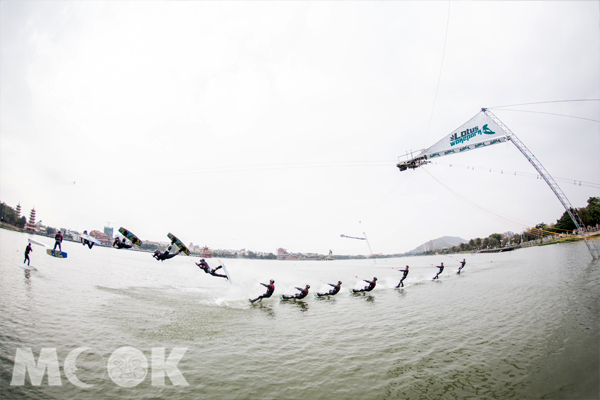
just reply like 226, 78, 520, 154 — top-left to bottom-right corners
199, 246, 212, 258
104, 226, 114, 239
277, 248, 288, 260
90, 230, 110, 246
423, 240, 433, 252
26, 208, 37, 233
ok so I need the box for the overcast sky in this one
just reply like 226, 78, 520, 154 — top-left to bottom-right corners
1, 1, 599, 255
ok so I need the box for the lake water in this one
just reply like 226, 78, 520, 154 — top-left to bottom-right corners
1, 228, 598, 399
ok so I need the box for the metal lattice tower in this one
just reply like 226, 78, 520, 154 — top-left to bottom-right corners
482, 108, 600, 260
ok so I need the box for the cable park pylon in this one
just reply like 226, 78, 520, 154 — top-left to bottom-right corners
396, 108, 600, 260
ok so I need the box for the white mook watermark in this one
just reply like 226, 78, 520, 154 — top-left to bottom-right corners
10, 346, 188, 388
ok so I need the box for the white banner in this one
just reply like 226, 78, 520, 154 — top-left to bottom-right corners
420, 111, 508, 159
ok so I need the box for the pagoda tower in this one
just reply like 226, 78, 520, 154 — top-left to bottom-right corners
16, 203, 21, 219
26, 208, 37, 232
199, 246, 212, 258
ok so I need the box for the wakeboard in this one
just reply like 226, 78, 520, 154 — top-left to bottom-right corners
218, 258, 232, 284
19, 264, 37, 271
81, 233, 101, 246
47, 249, 67, 258
119, 227, 142, 247
167, 233, 190, 256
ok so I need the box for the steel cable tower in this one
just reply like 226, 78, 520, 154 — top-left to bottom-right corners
482, 108, 599, 260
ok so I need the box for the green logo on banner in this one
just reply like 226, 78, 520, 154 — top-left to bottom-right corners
482, 124, 495, 135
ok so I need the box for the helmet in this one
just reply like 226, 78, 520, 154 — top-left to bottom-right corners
270, 279, 275, 283
306, 285, 310, 289
373, 277, 378, 281
338, 281, 342, 285
201, 259, 205, 262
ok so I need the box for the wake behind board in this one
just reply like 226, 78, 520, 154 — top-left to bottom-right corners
28, 238, 47, 247
218, 258, 232, 284
167, 233, 190, 256
47, 249, 67, 258
119, 227, 142, 247
81, 233, 101, 246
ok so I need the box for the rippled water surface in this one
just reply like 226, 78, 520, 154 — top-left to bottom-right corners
1, 229, 598, 399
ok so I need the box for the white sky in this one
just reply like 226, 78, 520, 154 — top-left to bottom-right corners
1, 1, 599, 255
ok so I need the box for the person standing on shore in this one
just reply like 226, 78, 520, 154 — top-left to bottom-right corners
433, 263, 444, 280
396, 266, 409, 288
53, 230, 63, 252
24, 243, 33, 266
249, 280, 275, 303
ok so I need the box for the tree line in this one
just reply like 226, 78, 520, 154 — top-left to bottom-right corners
0, 203, 26, 229
421, 197, 600, 255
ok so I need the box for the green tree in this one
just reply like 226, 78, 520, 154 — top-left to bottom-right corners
584, 197, 600, 227
0, 202, 17, 225
16, 216, 26, 229
555, 210, 577, 232
489, 233, 502, 242
46, 227, 56, 236
489, 237, 500, 248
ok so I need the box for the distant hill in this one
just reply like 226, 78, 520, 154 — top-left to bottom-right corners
406, 236, 467, 254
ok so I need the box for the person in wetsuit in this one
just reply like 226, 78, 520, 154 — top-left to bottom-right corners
353, 277, 377, 293
316, 281, 342, 297
81, 230, 95, 249
24, 243, 33, 266
113, 237, 133, 249
396, 266, 409, 288
249, 279, 275, 303
282, 285, 310, 300
457, 259, 466, 274
53, 230, 63, 252
196, 259, 228, 279
433, 262, 444, 280
153, 242, 182, 261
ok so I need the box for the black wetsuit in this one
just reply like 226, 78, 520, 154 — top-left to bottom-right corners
113, 238, 132, 249
249, 283, 275, 303
196, 261, 228, 279
433, 265, 444, 280
396, 269, 409, 287
153, 245, 180, 261
317, 283, 341, 297
353, 279, 376, 293
282, 287, 309, 300
24, 244, 32, 266
53, 232, 63, 251
81, 231, 94, 249
458, 260, 466, 274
